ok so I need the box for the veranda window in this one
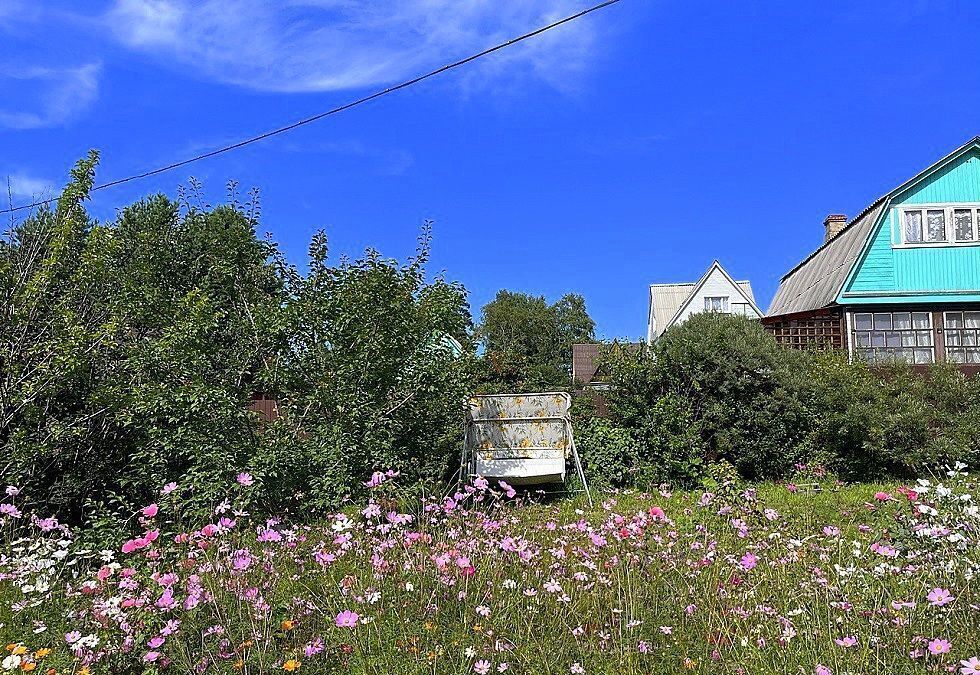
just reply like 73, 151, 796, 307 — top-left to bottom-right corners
851, 311, 933, 364
944, 311, 980, 364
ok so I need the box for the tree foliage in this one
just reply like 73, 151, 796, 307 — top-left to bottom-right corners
476, 290, 595, 392
2, 156, 474, 525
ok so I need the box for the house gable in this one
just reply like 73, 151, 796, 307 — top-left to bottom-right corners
840, 143, 980, 305
661, 261, 762, 335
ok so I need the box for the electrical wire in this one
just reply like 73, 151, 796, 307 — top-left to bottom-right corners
1, 0, 624, 215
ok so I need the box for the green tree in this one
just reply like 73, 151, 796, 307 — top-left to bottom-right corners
255, 224, 475, 512
476, 290, 595, 392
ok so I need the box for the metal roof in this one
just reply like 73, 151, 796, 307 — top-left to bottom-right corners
766, 200, 885, 317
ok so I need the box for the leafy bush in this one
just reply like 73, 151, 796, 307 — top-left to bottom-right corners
605, 313, 809, 481
2, 156, 474, 526
801, 352, 980, 479
596, 314, 980, 485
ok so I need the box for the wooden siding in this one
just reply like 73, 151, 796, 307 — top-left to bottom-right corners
841, 148, 980, 304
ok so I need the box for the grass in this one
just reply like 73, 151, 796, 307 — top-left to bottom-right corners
1, 470, 978, 674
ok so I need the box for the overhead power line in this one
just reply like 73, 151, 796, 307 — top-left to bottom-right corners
2, 0, 624, 216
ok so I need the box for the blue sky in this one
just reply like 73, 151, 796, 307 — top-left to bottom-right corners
3, 0, 980, 340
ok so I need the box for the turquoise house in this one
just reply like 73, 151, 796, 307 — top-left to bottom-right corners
765, 137, 980, 372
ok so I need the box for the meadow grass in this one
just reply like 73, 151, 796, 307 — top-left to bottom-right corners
1, 469, 978, 674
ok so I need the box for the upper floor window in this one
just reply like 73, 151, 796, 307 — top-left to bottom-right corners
901, 205, 979, 245
704, 296, 728, 312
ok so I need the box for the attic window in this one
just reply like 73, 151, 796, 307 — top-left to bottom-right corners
900, 205, 979, 244
704, 296, 729, 312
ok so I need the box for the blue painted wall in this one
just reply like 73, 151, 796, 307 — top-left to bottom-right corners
840, 147, 980, 305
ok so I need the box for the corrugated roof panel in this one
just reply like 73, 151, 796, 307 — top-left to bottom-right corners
767, 201, 885, 317
650, 283, 694, 339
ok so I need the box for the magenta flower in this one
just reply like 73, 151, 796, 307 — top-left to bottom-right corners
236, 472, 255, 486
929, 638, 952, 656
960, 657, 980, 674
142, 503, 159, 518
740, 552, 758, 570
335, 610, 359, 628
928, 587, 954, 607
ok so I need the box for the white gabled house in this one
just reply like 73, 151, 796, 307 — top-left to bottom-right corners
646, 260, 763, 343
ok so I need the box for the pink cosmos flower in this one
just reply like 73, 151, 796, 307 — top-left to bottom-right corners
144, 651, 160, 663
161, 482, 178, 495
236, 472, 254, 487
474, 660, 491, 675
873, 491, 891, 501
960, 657, 980, 674
834, 636, 857, 648
928, 587, 954, 607
335, 610, 359, 628
148, 636, 165, 649
929, 638, 951, 656
740, 552, 758, 570
570, 664, 584, 674
815, 666, 832, 675
142, 503, 159, 518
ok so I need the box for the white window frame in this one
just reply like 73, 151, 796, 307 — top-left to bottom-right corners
943, 310, 980, 364
896, 203, 980, 247
849, 310, 935, 364
704, 296, 729, 312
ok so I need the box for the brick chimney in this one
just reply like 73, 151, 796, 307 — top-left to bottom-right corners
823, 214, 847, 242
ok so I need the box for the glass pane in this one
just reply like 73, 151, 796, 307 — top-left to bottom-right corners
946, 331, 961, 347
926, 210, 946, 241
855, 332, 871, 347
948, 349, 965, 364
916, 330, 933, 347
885, 331, 902, 347
912, 312, 931, 329
946, 312, 964, 328
914, 348, 933, 364
893, 312, 911, 330
965, 312, 980, 328
856, 348, 874, 363
854, 313, 873, 330
970, 348, 980, 364
904, 210, 923, 242
954, 209, 974, 241
963, 331, 977, 347
901, 332, 916, 347
871, 331, 885, 347
873, 313, 892, 330
898, 349, 914, 363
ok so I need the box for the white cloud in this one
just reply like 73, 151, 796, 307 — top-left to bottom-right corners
3, 173, 56, 202
0, 63, 101, 129
103, 0, 605, 93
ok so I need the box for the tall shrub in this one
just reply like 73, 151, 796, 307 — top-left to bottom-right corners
605, 313, 809, 481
